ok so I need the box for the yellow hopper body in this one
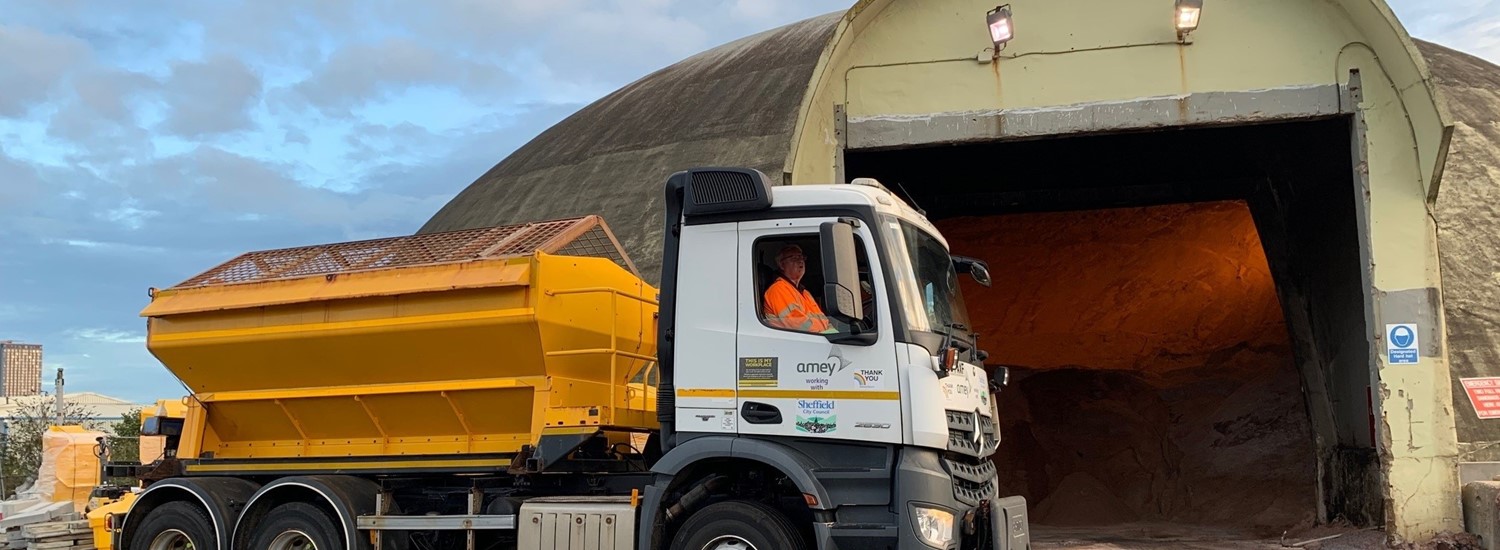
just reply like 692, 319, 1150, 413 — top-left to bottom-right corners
139, 216, 658, 465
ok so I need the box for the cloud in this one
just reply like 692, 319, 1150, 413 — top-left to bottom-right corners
343, 121, 443, 165
729, 0, 830, 22
1445, 13, 1500, 63
538, 8, 712, 85
72, 68, 156, 124
159, 55, 264, 137
129, 146, 370, 229
67, 329, 146, 344
0, 149, 47, 206
293, 37, 513, 116
45, 103, 157, 162
0, 24, 91, 116
352, 101, 584, 197
103, 199, 161, 230
49, 144, 457, 250
39, 238, 168, 255
191, 0, 355, 67
0, 305, 44, 321
284, 127, 310, 146
398, 0, 591, 46
397, 1, 844, 93
1390, 0, 1500, 63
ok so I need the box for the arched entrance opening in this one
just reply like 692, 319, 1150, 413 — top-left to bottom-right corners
848, 115, 1379, 540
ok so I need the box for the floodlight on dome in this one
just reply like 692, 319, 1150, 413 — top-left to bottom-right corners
986, 5, 1014, 49
1175, 0, 1203, 39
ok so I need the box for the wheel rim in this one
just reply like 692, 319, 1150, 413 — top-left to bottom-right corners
700, 534, 756, 550
149, 529, 194, 550
268, 530, 318, 550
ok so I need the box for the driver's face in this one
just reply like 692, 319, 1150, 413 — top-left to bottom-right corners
780, 253, 806, 283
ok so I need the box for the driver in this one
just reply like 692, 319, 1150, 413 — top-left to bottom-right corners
762, 244, 835, 334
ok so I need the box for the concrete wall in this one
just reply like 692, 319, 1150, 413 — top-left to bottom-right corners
785, 0, 1459, 539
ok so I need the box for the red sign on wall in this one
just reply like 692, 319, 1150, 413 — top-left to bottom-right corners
1462, 378, 1500, 419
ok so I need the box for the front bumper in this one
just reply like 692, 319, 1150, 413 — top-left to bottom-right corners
989, 495, 1031, 550
818, 448, 1029, 550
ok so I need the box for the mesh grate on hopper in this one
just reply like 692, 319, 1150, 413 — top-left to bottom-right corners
173, 216, 637, 289
554, 226, 632, 273
488, 218, 581, 257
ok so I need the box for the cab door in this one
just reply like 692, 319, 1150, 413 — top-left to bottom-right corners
734, 217, 901, 444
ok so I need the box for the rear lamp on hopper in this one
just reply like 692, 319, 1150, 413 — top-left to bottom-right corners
1175, 0, 1203, 37
986, 5, 1014, 49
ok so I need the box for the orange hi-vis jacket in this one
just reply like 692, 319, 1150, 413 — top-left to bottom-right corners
763, 277, 834, 333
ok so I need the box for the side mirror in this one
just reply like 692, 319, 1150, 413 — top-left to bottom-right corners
987, 364, 1019, 389
820, 219, 864, 324
953, 256, 992, 287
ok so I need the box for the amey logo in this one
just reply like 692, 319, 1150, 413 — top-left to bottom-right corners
796, 361, 837, 375
797, 346, 854, 376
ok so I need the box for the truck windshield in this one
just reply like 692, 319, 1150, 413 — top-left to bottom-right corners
883, 217, 972, 337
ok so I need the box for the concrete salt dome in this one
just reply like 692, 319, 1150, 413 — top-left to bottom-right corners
424, 1, 1500, 543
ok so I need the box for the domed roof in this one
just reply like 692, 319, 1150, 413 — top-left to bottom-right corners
422, 10, 1500, 296
419, 12, 844, 282
1421, 39, 1500, 444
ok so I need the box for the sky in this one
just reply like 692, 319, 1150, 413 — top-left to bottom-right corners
0, 1, 1496, 404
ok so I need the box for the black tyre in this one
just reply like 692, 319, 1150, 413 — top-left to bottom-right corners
669, 500, 807, 550
246, 502, 342, 550
129, 501, 215, 550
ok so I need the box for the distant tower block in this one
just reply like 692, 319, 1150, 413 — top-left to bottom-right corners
0, 341, 42, 397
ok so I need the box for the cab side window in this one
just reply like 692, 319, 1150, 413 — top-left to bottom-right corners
753, 234, 876, 337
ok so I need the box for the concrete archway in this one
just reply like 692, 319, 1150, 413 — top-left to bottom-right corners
787, 0, 1456, 539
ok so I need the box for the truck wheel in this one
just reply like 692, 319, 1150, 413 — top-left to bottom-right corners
130, 501, 215, 550
246, 502, 342, 550
669, 500, 806, 550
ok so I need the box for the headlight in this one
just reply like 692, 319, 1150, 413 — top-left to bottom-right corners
911, 505, 955, 547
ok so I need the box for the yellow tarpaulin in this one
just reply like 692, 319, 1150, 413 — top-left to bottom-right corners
136, 399, 185, 465
38, 425, 103, 513
138, 436, 165, 464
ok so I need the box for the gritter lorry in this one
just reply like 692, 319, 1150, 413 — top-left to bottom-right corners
115, 168, 1029, 550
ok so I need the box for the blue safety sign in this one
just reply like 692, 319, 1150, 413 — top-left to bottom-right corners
1386, 323, 1418, 365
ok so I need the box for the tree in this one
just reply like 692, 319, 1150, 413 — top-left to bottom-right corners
107, 407, 143, 464
0, 395, 98, 499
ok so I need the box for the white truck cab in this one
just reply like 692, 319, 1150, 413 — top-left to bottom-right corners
650, 167, 1029, 550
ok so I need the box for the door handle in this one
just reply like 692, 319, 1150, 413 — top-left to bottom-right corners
741, 402, 782, 424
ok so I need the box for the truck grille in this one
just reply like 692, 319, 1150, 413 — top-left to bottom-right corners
946, 410, 998, 457
943, 456, 997, 507
979, 414, 999, 452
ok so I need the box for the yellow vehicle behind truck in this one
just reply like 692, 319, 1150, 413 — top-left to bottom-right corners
116, 168, 1027, 550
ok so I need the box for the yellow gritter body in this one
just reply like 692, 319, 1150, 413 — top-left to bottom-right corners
139, 216, 658, 464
